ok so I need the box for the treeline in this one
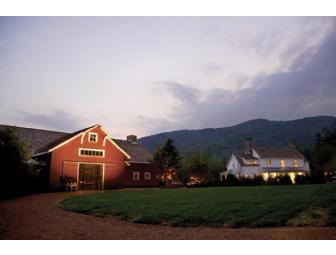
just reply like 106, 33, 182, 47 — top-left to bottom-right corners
153, 121, 336, 186
178, 152, 225, 185
1, 121, 335, 199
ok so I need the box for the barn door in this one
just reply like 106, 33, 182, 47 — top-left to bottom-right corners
78, 164, 103, 190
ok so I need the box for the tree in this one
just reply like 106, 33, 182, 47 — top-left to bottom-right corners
178, 151, 224, 185
152, 139, 182, 186
312, 122, 336, 183
201, 152, 223, 184
0, 127, 32, 198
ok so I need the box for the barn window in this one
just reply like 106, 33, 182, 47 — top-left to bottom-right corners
133, 172, 140, 181
89, 132, 98, 142
144, 172, 151, 180
79, 148, 104, 157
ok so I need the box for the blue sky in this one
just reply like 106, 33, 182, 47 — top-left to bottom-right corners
0, 17, 335, 137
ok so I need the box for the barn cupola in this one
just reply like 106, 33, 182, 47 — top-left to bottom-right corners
244, 137, 253, 156
127, 135, 137, 144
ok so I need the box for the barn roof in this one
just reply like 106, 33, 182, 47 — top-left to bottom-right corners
113, 139, 153, 163
0, 124, 152, 163
0, 124, 69, 155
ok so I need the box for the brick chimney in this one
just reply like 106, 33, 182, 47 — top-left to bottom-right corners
127, 135, 137, 144
244, 137, 253, 156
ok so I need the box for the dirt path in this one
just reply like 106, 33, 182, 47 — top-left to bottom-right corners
0, 192, 335, 240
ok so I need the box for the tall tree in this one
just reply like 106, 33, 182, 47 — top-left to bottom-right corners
0, 127, 31, 198
312, 122, 336, 182
152, 139, 182, 186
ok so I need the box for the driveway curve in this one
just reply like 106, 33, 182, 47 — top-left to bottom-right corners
0, 192, 335, 240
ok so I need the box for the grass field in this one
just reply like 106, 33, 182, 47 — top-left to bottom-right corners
59, 184, 336, 227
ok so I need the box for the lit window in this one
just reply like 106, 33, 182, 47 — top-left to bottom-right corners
266, 159, 271, 167
280, 160, 285, 168
293, 160, 298, 168
248, 160, 256, 165
89, 132, 98, 142
79, 149, 104, 157
144, 172, 151, 180
133, 172, 140, 181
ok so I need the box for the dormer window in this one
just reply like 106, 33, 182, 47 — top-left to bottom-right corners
89, 132, 98, 143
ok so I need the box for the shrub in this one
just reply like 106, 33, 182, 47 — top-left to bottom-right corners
266, 177, 280, 185
239, 176, 254, 186
310, 173, 326, 184
295, 175, 307, 184
253, 175, 265, 185
224, 174, 240, 186
238, 175, 265, 186
279, 175, 292, 185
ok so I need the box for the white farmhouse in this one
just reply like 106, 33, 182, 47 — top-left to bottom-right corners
225, 138, 310, 183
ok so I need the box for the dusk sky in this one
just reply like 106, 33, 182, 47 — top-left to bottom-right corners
1, 16, 336, 138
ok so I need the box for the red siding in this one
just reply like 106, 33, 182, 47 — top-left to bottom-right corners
49, 126, 126, 190
124, 163, 160, 187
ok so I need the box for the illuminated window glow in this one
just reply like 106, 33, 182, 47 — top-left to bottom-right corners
262, 173, 269, 181
266, 159, 271, 167
293, 159, 298, 168
248, 160, 257, 165
289, 172, 296, 183
280, 160, 285, 168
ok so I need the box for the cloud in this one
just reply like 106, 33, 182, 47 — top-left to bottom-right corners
137, 115, 177, 135
204, 64, 221, 73
159, 81, 200, 105
17, 109, 85, 131
150, 19, 336, 132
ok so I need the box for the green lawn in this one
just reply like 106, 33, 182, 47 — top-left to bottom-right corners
59, 184, 336, 227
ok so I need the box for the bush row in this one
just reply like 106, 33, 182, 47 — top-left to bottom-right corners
187, 173, 321, 187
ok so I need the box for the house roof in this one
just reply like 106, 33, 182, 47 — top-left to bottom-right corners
233, 151, 259, 166
0, 124, 152, 163
253, 145, 306, 159
232, 143, 305, 167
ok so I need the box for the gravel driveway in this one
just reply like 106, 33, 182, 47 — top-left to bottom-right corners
0, 192, 335, 240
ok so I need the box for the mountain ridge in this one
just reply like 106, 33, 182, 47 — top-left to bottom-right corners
138, 115, 336, 158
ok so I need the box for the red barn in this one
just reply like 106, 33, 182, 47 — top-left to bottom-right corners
1, 124, 160, 190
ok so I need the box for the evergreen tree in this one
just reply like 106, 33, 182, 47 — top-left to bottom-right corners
312, 122, 336, 182
152, 139, 182, 185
